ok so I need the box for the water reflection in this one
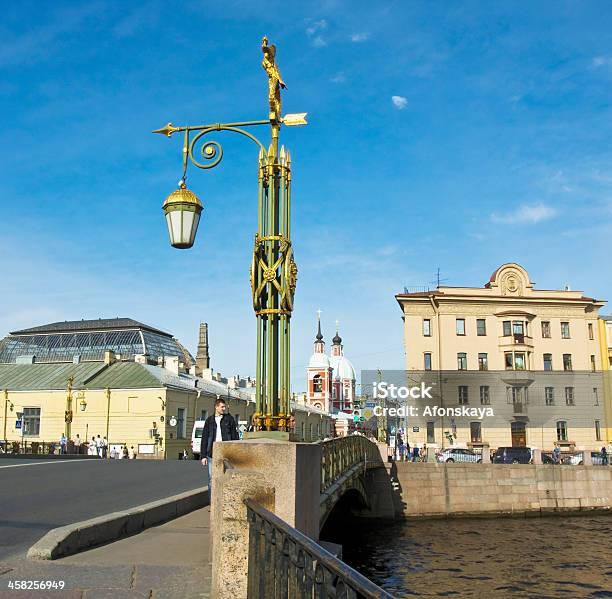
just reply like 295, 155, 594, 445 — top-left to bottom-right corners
339, 516, 612, 598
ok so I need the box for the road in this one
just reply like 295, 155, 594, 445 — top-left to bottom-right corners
0, 458, 208, 561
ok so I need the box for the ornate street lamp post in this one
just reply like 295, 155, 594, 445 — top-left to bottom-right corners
154, 38, 306, 438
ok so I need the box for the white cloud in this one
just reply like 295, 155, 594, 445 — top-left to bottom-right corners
491, 203, 557, 225
330, 72, 346, 83
592, 56, 612, 68
306, 19, 327, 36
306, 19, 328, 46
350, 32, 369, 42
391, 95, 408, 110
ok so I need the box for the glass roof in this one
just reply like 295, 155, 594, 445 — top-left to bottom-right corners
0, 329, 194, 366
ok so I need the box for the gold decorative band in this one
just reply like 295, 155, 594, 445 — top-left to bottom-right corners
258, 235, 290, 242
255, 308, 292, 316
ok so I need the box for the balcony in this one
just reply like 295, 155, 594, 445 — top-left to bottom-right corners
498, 334, 534, 349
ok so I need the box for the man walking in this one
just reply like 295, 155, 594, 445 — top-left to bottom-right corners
200, 398, 239, 499
74, 434, 82, 455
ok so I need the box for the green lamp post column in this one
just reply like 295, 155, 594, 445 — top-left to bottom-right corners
154, 37, 305, 439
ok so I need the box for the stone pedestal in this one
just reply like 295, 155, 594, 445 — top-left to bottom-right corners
582, 450, 593, 465
210, 440, 321, 599
481, 444, 491, 464
532, 448, 542, 465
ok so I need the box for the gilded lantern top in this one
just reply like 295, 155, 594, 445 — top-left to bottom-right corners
162, 185, 203, 209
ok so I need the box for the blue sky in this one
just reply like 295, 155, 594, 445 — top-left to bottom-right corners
1, 1, 611, 389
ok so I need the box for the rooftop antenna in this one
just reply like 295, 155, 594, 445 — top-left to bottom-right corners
429, 267, 449, 289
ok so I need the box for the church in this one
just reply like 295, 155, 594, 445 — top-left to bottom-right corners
305, 316, 356, 415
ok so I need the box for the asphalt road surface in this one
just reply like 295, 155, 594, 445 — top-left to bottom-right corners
0, 458, 208, 561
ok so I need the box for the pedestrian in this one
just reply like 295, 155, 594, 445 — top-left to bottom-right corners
88, 437, 97, 456
74, 434, 81, 455
398, 440, 406, 462
405, 441, 410, 462
59, 434, 67, 455
601, 445, 608, 466
109, 446, 117, 459
102, 436, 108, 458
412, 445, 420, 462
182, 449, 188, 460
95, 435, 103, 457
200, 398, 239, 500
128, 446, 136, 459
553, 443, 561, 465
122, 445, 129, 459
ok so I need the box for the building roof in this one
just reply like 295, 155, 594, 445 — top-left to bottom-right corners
0, 361, 253, 401
11, 318, 172, 338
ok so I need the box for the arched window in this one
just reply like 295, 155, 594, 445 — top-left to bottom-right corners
313, 374, 322, 393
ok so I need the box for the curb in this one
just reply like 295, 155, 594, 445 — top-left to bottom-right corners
26, 485, 209, 560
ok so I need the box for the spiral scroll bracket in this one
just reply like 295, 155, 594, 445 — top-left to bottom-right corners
188, 125, 268, 170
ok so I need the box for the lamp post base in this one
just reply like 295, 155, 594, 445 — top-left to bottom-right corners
242, 431, 300, 442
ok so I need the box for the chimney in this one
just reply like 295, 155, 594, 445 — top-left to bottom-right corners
104, 350, 116, 365
195, 322, 210, 377
164, 356, 180, 375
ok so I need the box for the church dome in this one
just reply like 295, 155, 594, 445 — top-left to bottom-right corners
309, 352, 331, 368
330, 355, 356, 381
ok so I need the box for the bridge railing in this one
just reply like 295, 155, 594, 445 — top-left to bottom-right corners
245, 499, 394, 599
320, 436, 383, 495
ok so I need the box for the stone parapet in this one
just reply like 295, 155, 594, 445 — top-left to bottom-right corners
394, 462, 612, 518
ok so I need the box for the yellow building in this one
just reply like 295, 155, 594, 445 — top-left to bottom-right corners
0, 318, 332, 456
394, 263, 609, 450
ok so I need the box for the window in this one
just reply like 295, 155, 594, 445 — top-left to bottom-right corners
22, 407, 41, 436
595, 420, 602, 441
427, 421, 435, 443
588, 323, 594, 340
561, 322, 570, 339
200, 409, 208, 420
513, 320, 524, 336
503, 321, 511, 336
456, 319, 465, 336
514, 352, 525, 370
565, 387, 574, 406
563, 354, 572, 371
309, 423, 313, 441
476, 319, 487, 336
504, 352, 513, 370
424, 352, 432, 371
556, 420, 568, 442
543, 354, 552, 371
478, 353, 488, 371
590, 355, 596, 372
457, 353, 467, 370
594, 387, 599, 406
177, 407, 186, 439
541, 321, 551, 338
313, 374, 322, 393
545, 387, 555, 406
470, 422, 482, 443
480, 386, 490, 405
458, 386, 469, 405
301, 422, 305, 440
423, 319, 431, 337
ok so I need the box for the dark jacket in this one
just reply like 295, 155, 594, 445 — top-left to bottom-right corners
200, 413, 239, 458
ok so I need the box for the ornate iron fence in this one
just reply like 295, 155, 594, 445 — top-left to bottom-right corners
246, 499, 395, 599
320, 436, 382, 495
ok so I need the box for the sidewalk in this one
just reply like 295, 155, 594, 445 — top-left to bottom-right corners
0, 508, 211, 599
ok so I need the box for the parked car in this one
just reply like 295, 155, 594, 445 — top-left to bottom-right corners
567, 452, 605, 466
492, 446, 531, 464
436, 448, 482, 463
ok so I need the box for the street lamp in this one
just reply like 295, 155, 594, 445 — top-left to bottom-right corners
154, 37, 307, 439
3, 389, 14, 450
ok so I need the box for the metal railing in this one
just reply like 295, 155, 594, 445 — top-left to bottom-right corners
246, 499, 395, 599
320, 436, 382, 495
0, 440, 94, 455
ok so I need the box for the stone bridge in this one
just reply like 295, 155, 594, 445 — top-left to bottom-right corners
210, 436, 397, 598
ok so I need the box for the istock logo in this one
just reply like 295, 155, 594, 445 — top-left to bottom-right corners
373, 381, 433, 400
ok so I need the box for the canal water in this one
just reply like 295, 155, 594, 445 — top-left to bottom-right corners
339, 515, 612, 598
